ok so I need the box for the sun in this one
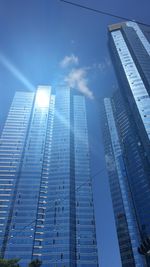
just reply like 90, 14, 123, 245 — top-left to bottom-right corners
35, 89, 50, 108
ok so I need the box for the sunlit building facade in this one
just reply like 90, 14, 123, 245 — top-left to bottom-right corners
0, 86, 98, 267
102, 22, 150, 266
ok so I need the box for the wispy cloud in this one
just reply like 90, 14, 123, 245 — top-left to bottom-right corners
64, 68, 94, 99
60, 54, 93, 99
71, 40, 75, 45
97, 57, 111, 72
86, 57, 111, 73
60, 54, 79, 68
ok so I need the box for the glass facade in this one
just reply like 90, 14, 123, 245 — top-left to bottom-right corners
109, 21, 150, 162
0, 86, 98, 267
104, 22, 150, 266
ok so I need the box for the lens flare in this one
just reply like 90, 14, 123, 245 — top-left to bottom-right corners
0, 53, 34, 91
35, 87, 51, 108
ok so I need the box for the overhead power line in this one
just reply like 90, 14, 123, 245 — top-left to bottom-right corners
60, 0, 150, 28
5, 167, 106, 245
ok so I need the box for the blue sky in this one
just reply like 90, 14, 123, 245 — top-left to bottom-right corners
0, 0, 150, 266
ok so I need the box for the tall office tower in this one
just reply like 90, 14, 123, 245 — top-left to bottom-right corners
102, 21, 150, 267
0, 86, 98, 267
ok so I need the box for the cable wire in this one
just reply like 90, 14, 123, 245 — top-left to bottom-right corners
60, 0, 150, 28
6, 167, 106, 244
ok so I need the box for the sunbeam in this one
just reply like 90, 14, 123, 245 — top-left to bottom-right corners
0, 53, 35, 91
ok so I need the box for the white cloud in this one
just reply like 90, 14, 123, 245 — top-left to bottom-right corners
60, 54, 79, 68
64, 68, 94, 99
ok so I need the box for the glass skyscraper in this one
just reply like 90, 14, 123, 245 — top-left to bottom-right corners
0, 86, 98, 267
102, 22, 150, 266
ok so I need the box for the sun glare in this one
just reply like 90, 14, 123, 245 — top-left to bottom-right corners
36, 89, 50, 108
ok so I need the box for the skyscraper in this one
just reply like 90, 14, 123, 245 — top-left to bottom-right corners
0, 86, 98, 267
102, 22, 150, 267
